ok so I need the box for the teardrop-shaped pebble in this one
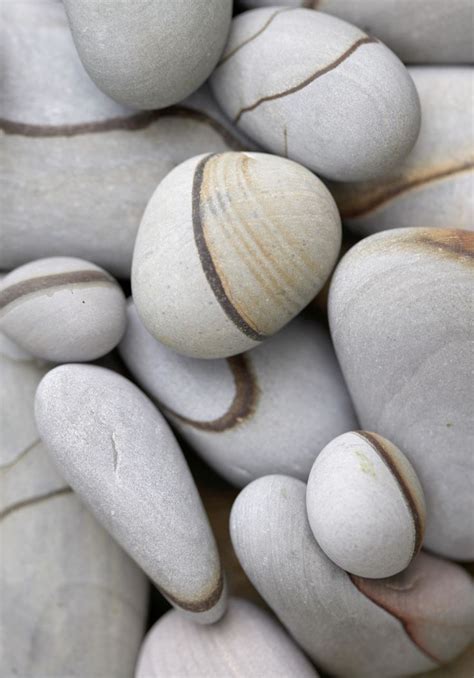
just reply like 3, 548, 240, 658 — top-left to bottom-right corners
132, 151, 341, 358
230, 475, 474, 677
306, 431, 426, 578
329, 67, 474, 235
210, 8, 420, 181
328, 228, 474, 560
1, 334, 147, 678
64, 0, 232, 109
34, 364, 226, 623
238, 1, 474, 64
136, 597, 319, 678
119, 302, 357, 484
0, 257, 126, 362
1, 0, 248, 277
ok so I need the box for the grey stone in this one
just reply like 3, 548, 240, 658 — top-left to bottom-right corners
0, 257, 126, 362
34, 364, 227, 623
136, 597, 319, 678
119, 302, 357, 485
132, 151, 342, 358
210, 8, 421, 181
64, 0, 233, 109
328, 228, 474, 560
329, 67, 474, 235
230, 474, 474, 677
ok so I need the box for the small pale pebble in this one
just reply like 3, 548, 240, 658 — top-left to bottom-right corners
135, 597, 319, 678
306, 431, 426, 578
0, 257, 126, 363
230, 474, 474, 677
34, 364, 227, 623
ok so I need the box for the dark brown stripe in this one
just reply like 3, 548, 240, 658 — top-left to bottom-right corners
163, 354, 259, 432
160, 570, 224, 613
0, 487, 72, 521
0, 270, 117, 310
350, 573, 441, 665
0, 106, 244, 151
355, 431, 423, 559
234, 36, 378, 124
411, 229, 474, 262
192, 154, 266, 342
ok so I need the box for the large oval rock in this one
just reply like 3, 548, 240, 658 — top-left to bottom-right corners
329, 67, 474, 235
210, 8, 420, 181
136, 597, 318, 677
119, 302, 357, 484
230, 475, 474, 677
34, 364, 226, 623
0, 333, 147, 678
328, 228, 474, 560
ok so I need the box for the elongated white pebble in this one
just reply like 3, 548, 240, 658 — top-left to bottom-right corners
0, 333, 147, 678
230, 475, 474, 677
210, 8, 420, 181
136, 597, 319, 678
306, 431, 426, 578
0, 257, 126, 363
34, 364, 226, 623
119, 302, 357, 485
132, 151, 341, 358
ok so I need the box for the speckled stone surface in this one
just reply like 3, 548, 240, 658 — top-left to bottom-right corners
0, 333, 147, 678
0, 0, 248, 278
329, 67, 474, 235
0, 257, 126, 362
328, 228, 474, 560
238, 1, 474, 63
230, 475, 474, 677
210, 8, 420, 181
64, 0, 232, 109
306, 431, 426, 578
136, 597, 319, 677
34, 364, 226, 623
120, 302, 357, 484
132, 151, 341, 358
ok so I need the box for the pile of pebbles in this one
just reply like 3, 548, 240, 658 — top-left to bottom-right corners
1, 2, 473, 677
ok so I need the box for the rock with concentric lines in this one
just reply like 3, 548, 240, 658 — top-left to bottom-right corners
306, 431, 426, 578
136, 597, 319, 678
329, 67, 474, 235
119, 302, 357, 485
238, 1, 474, 64
64, 0, 232, 110
1, 333, 147, 678
210, 8, 420, 181
0, 257, 126, 363
34, 364, 226, 623
230, 475, 474, 677
132, 151, 341, 358
328, 228, 474, 560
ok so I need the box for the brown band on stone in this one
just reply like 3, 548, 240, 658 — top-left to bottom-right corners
159, 570, 224, 613
0, 487, 73, 522
410, 229, 474, 263
234, 36, 378, 124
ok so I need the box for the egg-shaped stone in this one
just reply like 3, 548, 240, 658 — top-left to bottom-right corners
329, 67, 474, 235
238, 1, 474, 64
136, 597, 319, 678
119, 302, 357, 484
306, 431, 426, 578
132, 151, 341, 358
64, 0, 232, 109
0, 332, 147, 678
210, 8, 420, 181
0, 257, 126, 362
1, 0, 248, 278
328, 228, 474, 560
34, 364, 226, 624
230, 474, 474, 677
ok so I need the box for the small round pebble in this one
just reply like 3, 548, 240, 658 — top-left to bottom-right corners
0, 257, 126, 363
132, 151, 341, 358
306, 431, 426, 578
